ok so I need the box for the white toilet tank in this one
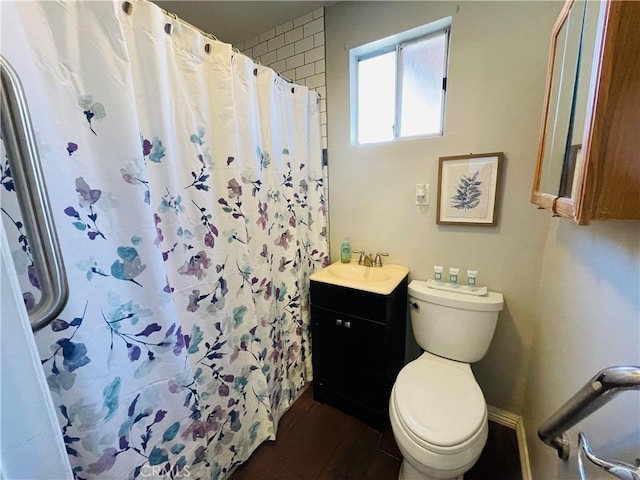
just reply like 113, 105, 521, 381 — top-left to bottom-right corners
408, 280, 504, 363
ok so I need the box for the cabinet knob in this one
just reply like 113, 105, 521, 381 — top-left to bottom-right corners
335, 319, 343, 327
344, 321, 351, 329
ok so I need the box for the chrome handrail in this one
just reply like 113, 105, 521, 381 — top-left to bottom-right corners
538, 366, 640, 460
578, 433, 639, 480
1, 55, 68, 331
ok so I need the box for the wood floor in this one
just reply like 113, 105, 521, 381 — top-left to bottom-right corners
230, 385, 522, 480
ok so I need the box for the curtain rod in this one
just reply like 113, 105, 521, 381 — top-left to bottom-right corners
123, 0, 219, 43
157, 5, 220, 43
122, 0, 298, 86
121, 0, 324, 98
156, 2, 298, 86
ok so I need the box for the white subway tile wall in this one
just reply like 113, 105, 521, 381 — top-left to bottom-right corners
235, 7, 327, 150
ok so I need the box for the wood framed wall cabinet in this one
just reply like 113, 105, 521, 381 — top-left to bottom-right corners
532, 0, 640, 225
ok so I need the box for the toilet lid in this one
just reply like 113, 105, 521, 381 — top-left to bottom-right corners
394, 357, 486, 447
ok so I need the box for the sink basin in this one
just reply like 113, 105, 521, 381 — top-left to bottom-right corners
310, 261, 409, 295
326, 263, 391, 282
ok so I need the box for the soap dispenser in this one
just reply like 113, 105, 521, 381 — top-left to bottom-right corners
340, 237, 351, 263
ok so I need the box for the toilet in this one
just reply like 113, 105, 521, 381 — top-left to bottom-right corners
389, 280, 504, 480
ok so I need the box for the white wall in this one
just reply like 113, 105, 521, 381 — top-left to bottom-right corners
325, 1, 559, 414
524, 220, 640, 479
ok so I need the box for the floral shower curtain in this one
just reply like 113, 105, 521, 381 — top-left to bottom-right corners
1, 1, 328, 479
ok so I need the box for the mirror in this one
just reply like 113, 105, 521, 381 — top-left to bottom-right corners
535, 0, 602, 201
538, 0, 585, 196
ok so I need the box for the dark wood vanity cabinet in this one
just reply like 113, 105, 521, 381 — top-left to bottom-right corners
310, 277, 408, 430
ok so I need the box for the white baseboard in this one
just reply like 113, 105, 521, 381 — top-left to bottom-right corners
487, 406, 532, 480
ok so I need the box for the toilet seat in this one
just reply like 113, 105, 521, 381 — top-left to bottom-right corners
392, 354, 487, 453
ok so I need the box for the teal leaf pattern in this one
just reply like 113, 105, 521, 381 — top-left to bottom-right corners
102, 377, 121, 421
110, 246, 147, 286
78, 95, 106, 135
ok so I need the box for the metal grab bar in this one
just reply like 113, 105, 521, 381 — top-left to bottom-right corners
578, 433, 639, 480
538, 366, 640, 459
0, 55, 68, 331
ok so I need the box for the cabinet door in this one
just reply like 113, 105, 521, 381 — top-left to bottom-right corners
311, 309, 349, 399
341, 316, 387, 412
312, 307, 388, 412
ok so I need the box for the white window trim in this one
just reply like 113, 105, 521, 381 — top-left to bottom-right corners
349, 16, 452, 145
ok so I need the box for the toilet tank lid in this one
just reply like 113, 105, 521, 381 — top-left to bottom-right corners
408, 280, 504, 312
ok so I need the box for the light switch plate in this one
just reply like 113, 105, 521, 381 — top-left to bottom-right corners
416, 183, 429, 205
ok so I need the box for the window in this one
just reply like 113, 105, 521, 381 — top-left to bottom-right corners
350, 18, 451, 145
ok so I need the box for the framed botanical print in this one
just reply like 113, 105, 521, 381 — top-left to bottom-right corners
436, 152, 503, 226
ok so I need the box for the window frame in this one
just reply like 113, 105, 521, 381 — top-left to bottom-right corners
349, 17, 452, 145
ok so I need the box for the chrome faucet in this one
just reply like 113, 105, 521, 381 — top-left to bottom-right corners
353, 250, 372, 266
373, 252, 389, 267
353, 251, 388, 267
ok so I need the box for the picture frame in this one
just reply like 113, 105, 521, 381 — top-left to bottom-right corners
436, 152, 504, 226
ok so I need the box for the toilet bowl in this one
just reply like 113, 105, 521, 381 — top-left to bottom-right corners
389, 352, 488, 480
389, 280, 503, 480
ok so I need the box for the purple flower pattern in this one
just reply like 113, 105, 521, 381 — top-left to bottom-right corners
63, 177, 106, 240
177, 251, 211, 280
66, 142, 79, 156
